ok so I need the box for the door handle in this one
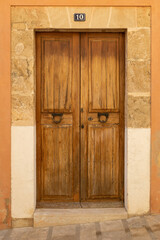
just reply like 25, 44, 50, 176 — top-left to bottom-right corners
51, 113, 63, 124
98, 112, 109, 123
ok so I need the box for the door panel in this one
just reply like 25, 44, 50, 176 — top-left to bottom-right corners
81, 33, 124, 202
36, 33, 80, 204
88, 125, 119, 199
42, 125, 73, 199
89, 38, 119, 111
42, 38, 72, 112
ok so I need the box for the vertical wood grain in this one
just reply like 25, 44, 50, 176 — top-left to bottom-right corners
42, 38, 72, 112
36, 33, 80, 204
42, 126, 73, 198
89, 37, 119, 111
88, 125, 119, 198
81, 33, 124, 202
37, 32, 124, 205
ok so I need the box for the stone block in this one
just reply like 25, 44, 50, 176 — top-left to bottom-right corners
128, 60, 150, 93
52, 225, 77, 238
11, 58, 34, 95
145, 215, 160, 231
128, 29, 150, 60
0, 229, 9, 240
109, 7, 137, 28
47, 7, 70, 28
11, 58, 33, 79
67, 7, 94, 28
12, 218, 33, 228
12, 30, 34, 57
9, 227, 49, 239
80, 223, 97, 240
90, 7, 111, 28
100, 220, 124, 232
127, 96, 150, 128
130, 228, 151, 239
34, 208, 127, 227
11, 7, 50, 29
25, 8, 50, 29
102, 230, 127, 239
127, 217, 144, 229
145, 216, 160, 240
11, 7, 27, 22
12, 76, 34, 96
137, 7, 151, 27
12, 23, 26, 30
12, 94, 35, 125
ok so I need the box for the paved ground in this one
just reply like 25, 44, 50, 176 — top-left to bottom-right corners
0, 215, 160, 239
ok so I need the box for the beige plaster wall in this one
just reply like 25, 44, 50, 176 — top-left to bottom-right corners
126, 128, 150, 215
11, 7, 151, 218
11, 126, 36, 218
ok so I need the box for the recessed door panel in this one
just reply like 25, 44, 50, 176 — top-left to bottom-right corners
88, 125, 119, 199
89, 38, 119, 111
42, 125, 73, 199
42, 38, 72, 112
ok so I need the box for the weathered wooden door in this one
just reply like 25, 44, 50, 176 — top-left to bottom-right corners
80, 33, 124, 206
36, 33, 80, 207
36, 32, 124, 207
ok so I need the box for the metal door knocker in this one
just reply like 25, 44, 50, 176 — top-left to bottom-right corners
98, 112, 109, 123
51, 113, 63, 124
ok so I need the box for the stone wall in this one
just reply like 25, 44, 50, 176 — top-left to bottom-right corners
11, 7, 151, 220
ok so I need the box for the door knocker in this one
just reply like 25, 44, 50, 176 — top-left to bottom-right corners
51, 113, 63, 124
98, 112, 109, 123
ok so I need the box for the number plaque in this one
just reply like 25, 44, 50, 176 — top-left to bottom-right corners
74, 13, 86, 22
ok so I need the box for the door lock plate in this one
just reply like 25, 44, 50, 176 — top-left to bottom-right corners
88, 117, 93, 121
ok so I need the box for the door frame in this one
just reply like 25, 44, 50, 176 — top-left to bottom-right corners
36, 30, 125, 208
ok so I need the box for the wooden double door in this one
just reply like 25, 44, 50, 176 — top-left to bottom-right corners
36, 32, 125, 207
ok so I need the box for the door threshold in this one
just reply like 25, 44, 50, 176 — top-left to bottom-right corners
34, 207, 127, 227
37, 201, 123, 209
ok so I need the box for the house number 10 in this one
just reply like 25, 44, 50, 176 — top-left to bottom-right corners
74, 13, 86, 21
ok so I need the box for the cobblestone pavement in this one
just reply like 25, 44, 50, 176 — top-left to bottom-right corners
1, 215, 160, 239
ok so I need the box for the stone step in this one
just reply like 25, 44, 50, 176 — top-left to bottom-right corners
34, 208, 128, 227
